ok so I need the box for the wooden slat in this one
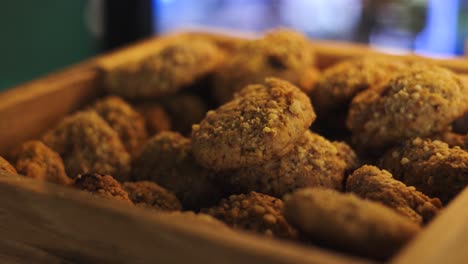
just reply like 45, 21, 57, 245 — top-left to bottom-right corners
391, 188, 468, 264
0, 171, 371, 264
0, 66, 101, 155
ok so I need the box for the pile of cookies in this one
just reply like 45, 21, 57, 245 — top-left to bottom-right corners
1, 29, 467, 261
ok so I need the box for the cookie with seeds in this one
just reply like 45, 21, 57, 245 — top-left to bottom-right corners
90, 96, 148, 156
74, 173, 132, 203
105, 39, 222, 99
202, 192, 298, 240
132, 131, 220, 210
223, 131, 357, 197
10, 140, 71, 185
378, 137, 468, 203
346, 165, 442, 224
42, 111, 131, 181
192, 78, 315, 170
347, 64, 467, 152
0, 156, 17, 174
284, 188, 421, 260
123, 181, 182, 211
213, 29, 316, 103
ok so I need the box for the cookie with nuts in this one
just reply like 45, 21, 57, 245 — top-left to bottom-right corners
192, 78, 315, 170
202, 192, 298, 240
378, 137, 468, 203
223, 131, 357, 197
284, 188, 421, 260
347, 64, 468, 152
346, 165, 442, 224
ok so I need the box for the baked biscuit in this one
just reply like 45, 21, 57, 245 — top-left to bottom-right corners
42, 111, 131, 181
123, 181, 182, 211
90, 96, 148, 156
213, 29, 316, 103
346, 165, 442, 224
10, 140, 71, 185
284, 188, 421, 260
224, 131, 357, 197
378, 137, 468, 203
192, 78, 315, 170
202, 192, 298, 240
74, 173, 132, 203
132, 131, 220, 209
105, 39, 222, 98
347, 64, 467, 151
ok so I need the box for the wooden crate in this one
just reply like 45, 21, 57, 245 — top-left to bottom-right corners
0, 32, 467, 263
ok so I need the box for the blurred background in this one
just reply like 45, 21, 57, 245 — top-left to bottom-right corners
1, 0, 467, 91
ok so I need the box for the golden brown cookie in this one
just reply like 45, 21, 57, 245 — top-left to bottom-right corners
192, 78, 315, 170
0, 156, 17, 174
347, 64, 467, 152
42, 111, 131, 181
284, 188, 421, 260
132, 131, 220, 209
346, 165, 442, 224
10, 140, 71, 185
311, 57, 408, 117
213, 29, 316, 103
223, 131, 357, 197
123, 181, 182, 211
202, 192, 298, 240
74, 173, 132, 203
89, 96, 148, 156
105, 39, 222, 99
378, 137, 468, 203
161, 94, 208, 135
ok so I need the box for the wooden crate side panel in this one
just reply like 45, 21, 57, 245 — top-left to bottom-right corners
0, 171, 371, 264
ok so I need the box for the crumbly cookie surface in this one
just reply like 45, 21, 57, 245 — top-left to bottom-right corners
346, 165, 442, 224
347, 64, 467, 151
284, 188, 421, 260
90, 96, 148, 156
132, 131, 220, 209
10, 140, 71, 185
378, 137, 468, 203
105, 39, 222, 98
202, 192, 298, 240
213, 29, 316, 103
192, 78, 315, 170
224, 131, 357, 197
312, 56, 408, 116
123, 181, 182, 211
74, 173, 132, 203
42, 111, 131, 181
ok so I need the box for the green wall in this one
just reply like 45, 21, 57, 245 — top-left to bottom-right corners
0, 0, 99, 90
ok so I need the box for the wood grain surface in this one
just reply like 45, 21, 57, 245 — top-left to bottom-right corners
0, 171, 372, 264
